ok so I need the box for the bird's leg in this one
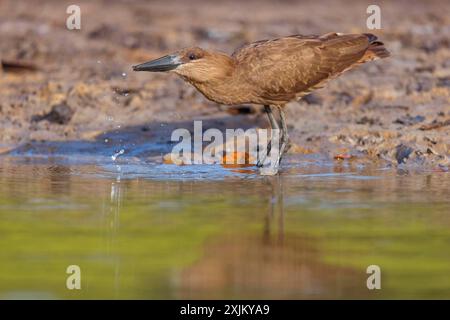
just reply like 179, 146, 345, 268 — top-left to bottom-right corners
278, 107, 291, 158
257, 105, 279, 168
265, 107, 289, 172
265, 105, 280, 132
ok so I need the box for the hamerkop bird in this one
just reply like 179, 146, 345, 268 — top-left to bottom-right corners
133, 32, 389, 174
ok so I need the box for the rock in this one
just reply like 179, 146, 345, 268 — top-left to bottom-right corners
302, 93, 323, 105
334, 154, 354, 160
393, 114, 425, 126
226, 105, 255, 115
419, 119, 450, 131
437, 77, 450, 88
356, 116, 382, 126
88, 24, 117, 39
1, 59, 38, 73
222, 151, 255, 168
395, 144, 414, 164
333, 92, 353, 105
31, 102, 74, 125
426, 147, 439, 155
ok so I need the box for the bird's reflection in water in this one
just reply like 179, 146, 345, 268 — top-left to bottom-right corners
177, 175, 368, 299
263, 175, 284, 245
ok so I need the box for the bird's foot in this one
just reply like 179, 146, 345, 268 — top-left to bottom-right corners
256, 156, 267, 168
259, 163, 279, 176
256, 150, 277, 168
258, 153, 282, 175
256, 139, 272, 168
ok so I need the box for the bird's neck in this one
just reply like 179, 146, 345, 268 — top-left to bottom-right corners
188, 59, 253, 105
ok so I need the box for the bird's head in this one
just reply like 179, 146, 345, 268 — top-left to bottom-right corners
132, 47, 234, 83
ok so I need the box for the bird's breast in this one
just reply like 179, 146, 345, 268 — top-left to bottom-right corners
191, 81, 256, 105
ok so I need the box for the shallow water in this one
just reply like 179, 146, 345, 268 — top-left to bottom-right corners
0, 149, 449, 299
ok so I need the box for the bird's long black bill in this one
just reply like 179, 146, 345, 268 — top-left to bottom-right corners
132, 55, 180, 72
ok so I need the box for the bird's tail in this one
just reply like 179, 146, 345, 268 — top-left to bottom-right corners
360, 33, 390, 62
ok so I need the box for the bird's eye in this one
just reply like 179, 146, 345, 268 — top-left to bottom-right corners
188, 53, 196, 60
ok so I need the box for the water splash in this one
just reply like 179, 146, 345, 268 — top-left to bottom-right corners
111, 149, 125, 161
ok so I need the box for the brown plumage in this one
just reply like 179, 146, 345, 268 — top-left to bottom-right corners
133, 32, 390, 174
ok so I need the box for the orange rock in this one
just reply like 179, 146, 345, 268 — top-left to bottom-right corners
222, 151, 255, 168
163, 153, 186, 165
334, 154, 354, 160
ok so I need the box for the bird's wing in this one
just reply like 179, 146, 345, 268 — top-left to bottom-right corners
232, 33, 371, 103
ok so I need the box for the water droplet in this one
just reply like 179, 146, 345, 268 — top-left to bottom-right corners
104, 138, 109, 143
111, 149, 125, 161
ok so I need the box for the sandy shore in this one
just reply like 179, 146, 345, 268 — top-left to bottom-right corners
0, 0, 449, 168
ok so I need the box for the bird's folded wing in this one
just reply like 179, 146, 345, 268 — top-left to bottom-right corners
233, 34, 370, 103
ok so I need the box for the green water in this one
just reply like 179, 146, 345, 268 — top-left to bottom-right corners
0, 155, 449, 299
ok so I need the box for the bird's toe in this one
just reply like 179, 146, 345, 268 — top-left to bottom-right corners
259, 165, 279, 176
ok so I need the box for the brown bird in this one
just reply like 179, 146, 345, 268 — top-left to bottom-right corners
133, 32, 389, 173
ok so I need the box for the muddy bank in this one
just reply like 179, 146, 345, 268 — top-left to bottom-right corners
0, 0, 449, 169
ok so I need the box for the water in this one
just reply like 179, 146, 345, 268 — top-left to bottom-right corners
0, 149, 449, 299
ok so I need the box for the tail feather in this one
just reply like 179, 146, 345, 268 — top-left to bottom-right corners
368, 41, 390, 59
359, 36, 390, 63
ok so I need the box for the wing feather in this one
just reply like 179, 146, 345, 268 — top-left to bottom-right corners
232, 34, 371, 104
